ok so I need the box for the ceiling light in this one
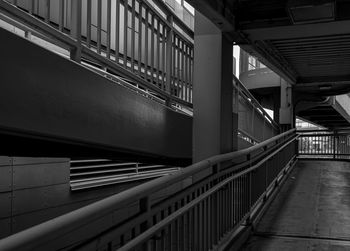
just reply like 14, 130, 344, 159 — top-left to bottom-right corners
287, 0, 335, 24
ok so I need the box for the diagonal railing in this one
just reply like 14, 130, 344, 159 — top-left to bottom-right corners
0, 0, 194, 107
234, 75, 280, 145
0, 0, 280, 145
0, 129, 297, 250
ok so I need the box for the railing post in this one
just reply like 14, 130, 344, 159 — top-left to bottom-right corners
70, 0, 82, 63
245, 153, 252, 226
333, 132, 337, 159
165, 15, 174, 106
140, 196, 151, 251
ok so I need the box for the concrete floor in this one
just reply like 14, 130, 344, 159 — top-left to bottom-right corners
242, 160, 350, 251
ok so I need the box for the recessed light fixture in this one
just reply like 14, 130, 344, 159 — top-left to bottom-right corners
287, 0, 335, 24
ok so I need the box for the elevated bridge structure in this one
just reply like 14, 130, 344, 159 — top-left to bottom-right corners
0, 0, 350, 250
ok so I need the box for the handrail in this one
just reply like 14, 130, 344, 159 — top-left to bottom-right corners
0, 128, 296, 250
233, 74, 279, 130
0, 0, 194, 108
0, 0, 281, 138
119, 133, 298, 250
298, 130, 350, 159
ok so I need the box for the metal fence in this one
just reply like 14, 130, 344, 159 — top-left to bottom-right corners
0, 129, 297, 250
0, 0, 280, 143
234, 75, 280, 145
298, 130, 350, 159
1, 0, 193, 107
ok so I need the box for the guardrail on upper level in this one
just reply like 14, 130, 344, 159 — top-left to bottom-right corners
0, 0, 280, 144
298, 129, 350, 159
0, 0, 193, 108
0, 129, 297, 250
234, 75, 280, 145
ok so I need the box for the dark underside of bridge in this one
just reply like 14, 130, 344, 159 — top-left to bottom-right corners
190, 0, 350, 98
298, 106, 349, 129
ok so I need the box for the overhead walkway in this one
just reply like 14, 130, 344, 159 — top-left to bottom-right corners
239, 53, 350, 130
242, 160, 350, 250
0, 0, 278, 164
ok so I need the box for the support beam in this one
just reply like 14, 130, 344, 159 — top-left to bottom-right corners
241, 20, 350, 41
193, 11, 236, 163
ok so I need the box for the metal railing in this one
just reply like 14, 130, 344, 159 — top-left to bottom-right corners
0, 0, 193, 107
298, 129, 350, 159
234, 75, 280, 145
0, 0, 280, 143
0, 129, 297, 250
70, 159, 180, 191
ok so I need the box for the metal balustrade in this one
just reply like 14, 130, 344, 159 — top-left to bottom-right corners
0, 0, 280, 145
0, 129, 297, 250
234, 75, 280, 145
2, 0, 194, 105
298, 130, 350, 159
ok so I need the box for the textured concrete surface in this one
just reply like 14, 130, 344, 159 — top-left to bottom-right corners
242, 160, 350, 250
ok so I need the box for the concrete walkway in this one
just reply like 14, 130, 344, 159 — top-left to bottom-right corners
242, 160, 350, 250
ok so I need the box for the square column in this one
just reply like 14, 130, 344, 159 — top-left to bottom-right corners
193, 11, 237, 163
279, 79, 294, 131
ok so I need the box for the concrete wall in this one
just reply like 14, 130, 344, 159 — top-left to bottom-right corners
0, 27, 192, 162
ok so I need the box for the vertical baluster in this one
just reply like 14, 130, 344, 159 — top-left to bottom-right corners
97, 0, 102, 54
150, 15, 155, 84
178, 39, 183, 99
86, 0, 91, 47
70, 0, 82, 62
189, 49, 193, 102
181, 41, 186, 100
198, 200, 203, 251
230, 180, 234, 228
207, 195, 212, 249
216, 189, 220, 243
165, 16, 173, 103
29, 0, 34, 14
176, 37, 181, 98
204, 197, 208, 251
106, 0, 112, 58
115, 0, 120, 63
45, 0, 50, 23
123, 0, 128, 67
183, 44, 188, 102
138, 1, 142, 76
131, 0, 136, 71
172, 36, 176, 97
162, 24, 166, 90
59, 0, 65, 32
144, 8, 149, 79
156, 19, 161, 88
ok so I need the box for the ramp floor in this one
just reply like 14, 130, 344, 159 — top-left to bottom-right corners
242, 160, 350, 250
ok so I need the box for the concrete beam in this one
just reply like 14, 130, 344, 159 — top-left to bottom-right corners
241, 20, 350, 41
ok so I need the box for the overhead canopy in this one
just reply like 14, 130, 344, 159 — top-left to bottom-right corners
188, 0, 350, 95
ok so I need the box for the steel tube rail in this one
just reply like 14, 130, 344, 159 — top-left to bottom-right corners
118, 135, 298, 250
298, 130, 350, 159
233, 75, 279, 131
0, 0, 194, 108
0, 129, 296, 251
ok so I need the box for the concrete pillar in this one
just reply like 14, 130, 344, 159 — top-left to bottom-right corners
273, 88, 281, 124
193, 11, 236, 163
279, 79, 294, 131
